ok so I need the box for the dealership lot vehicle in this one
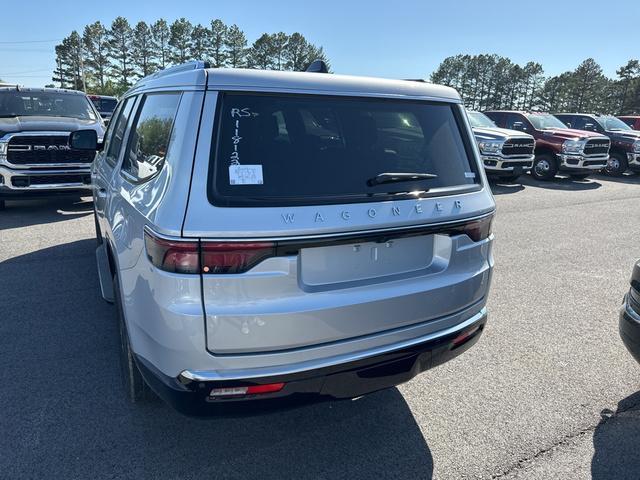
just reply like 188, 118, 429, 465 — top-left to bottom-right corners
88, 94, 118, 123
76, 62, 496, 415
0, 87, 104, 209
555, 113, 640, 176
618, 115, 640, 131
485, 111, 610, 181
620, 260, 640, 364
467, 110, 535, 182
2, 175, 639, 479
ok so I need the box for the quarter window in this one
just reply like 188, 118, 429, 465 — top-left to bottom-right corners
105, 97, 136, 167
121, 93, 180, 182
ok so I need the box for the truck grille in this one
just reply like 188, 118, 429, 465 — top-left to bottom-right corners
501, 138, 535, 156
583, 139, 610, 156
6, 134, 95, 166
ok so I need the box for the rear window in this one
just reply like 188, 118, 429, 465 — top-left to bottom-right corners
210, 93, 478, 206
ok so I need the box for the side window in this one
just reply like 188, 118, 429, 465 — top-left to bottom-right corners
504, 114, 530, 132
105, 97, 136, 167
485, 112, 503, 127
121, 93, 181, 182
558, 115, 574, 128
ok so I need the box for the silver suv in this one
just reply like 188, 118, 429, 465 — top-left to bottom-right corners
72, 61, 496, 415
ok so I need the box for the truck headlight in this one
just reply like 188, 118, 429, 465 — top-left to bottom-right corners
562, 139, 585, 154
478, 140, 503, 154
633, 140, 640, 153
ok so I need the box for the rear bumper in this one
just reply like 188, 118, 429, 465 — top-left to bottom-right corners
620, 293, 640, 364
137, 308, 487, 416
0, 165, 92, 194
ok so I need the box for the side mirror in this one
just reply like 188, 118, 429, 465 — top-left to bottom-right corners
70, 129, 101, 151
512, 121, 527, 132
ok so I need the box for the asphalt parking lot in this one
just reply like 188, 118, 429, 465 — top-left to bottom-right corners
2, 173, 640, 480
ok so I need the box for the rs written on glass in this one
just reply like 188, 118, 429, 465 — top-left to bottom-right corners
229, 164, 264, 185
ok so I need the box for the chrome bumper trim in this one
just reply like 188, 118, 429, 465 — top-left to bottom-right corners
483, 154, 534, 172
558, 154, 609, 170
179, 307, 487, 382
0, 165, 92, 191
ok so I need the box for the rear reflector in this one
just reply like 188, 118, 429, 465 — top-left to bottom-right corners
452, 325, 481, 348
210, 382, 285, 398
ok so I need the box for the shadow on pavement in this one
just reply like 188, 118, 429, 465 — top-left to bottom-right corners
591, 173, 640, 185
519, 174, 602, 191
591, 391, 640, 480
0, 196, 92, 230
0, 239, 434, 479
488, 179, 526, 195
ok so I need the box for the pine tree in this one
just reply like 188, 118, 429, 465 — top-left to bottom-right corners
108, 17, 134, 88
151, 19, 171, 70
209, 19, 228, 68
169, 18, 193, 64
190, 24, 210, 61
132, 21, 156, 78
270, 32, 288, 70
83, 21, 109, 90
225, 24, 247, 68
247, 33, 275, 69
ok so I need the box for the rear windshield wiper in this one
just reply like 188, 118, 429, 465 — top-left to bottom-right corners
367, 172, 438, 187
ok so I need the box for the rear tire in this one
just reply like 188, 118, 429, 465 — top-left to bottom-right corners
531, 154, 558, 181
605, 152, 628, 176
114, 273, 154, 403
570, 173, 591, 180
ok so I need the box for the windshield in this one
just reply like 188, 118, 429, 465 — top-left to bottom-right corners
596, 116, 632, 131
526, 114, 566, 130
211, 93, 478, 206
467, 111, 497, 128
90, 97, 117, 113
0, 91, 97, 120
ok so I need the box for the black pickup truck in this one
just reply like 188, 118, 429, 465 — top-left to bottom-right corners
555, 113, 640, 176
0, 87, 104, 209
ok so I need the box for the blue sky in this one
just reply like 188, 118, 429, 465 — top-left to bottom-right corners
1, 0, 639, 87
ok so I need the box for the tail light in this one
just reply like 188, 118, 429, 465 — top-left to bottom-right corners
451, 214, 494, 242
144, 230, 275, 274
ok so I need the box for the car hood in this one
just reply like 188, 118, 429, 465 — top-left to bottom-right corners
539, 128, 606, 141
605, 130, 640, 142
0, 116, 104, 135
472, 126, 534, 141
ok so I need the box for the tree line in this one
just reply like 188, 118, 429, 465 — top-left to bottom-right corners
52, 17, 329, 95
430, 54, 640, 115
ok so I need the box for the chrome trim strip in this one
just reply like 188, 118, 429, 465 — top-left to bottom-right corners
179, 308, 487, 382
0, 165, 91, 191
145, 211, 496, 242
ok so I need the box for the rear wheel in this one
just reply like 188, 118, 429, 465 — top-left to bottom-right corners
114, 273, 154, 403
570, 173, 591, 180
605, 152, 628, 176
531, 154, 558, 181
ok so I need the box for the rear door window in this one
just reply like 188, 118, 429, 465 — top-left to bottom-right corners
104, 96, 136, 167
210, 93, 478, 206
121, 93, 181, 182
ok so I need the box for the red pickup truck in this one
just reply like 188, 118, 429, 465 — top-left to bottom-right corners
484, 111, 610, 180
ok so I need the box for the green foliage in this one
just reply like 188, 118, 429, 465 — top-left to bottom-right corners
52, 18, 329, 95
431, 54, 640, 114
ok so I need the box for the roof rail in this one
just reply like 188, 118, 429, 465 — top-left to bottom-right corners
404, 79, 426, 83
130, 60, 210, 90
